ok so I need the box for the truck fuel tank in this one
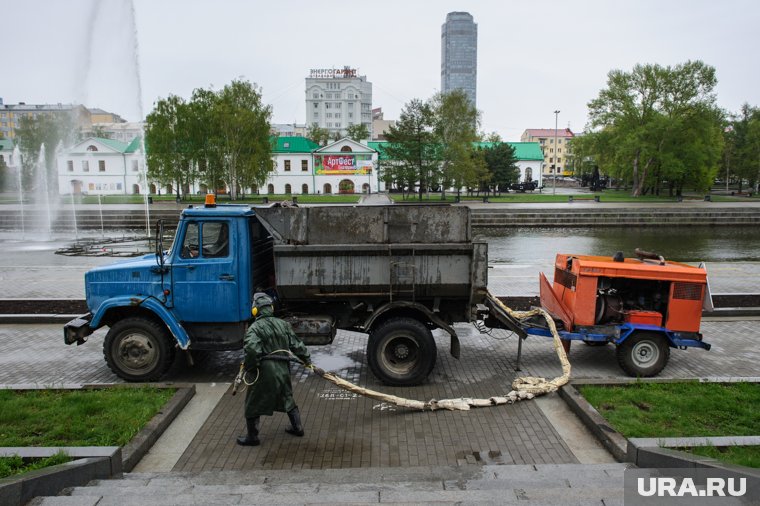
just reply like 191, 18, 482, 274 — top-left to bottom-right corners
284, 315, 336, 345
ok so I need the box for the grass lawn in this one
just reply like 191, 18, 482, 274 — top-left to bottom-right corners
579, 382, 760, 438
579, 382, 760, 468
0, 387, 175, 479
0, 452, 70, 479
58, 194, 361, 205
683, 445, 760, 469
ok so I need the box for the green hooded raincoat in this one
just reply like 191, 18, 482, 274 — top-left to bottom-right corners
243, 307, 311, 418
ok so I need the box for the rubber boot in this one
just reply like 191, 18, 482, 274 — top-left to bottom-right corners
236, 417, 260, 446
285, 407, 305, 437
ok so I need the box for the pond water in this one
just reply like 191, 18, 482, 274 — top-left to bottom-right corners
480, 227, 760, 264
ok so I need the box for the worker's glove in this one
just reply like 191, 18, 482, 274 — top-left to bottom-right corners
307, 363, 326, 376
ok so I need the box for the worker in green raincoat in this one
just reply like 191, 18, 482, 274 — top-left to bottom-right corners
237, 292, 312, 446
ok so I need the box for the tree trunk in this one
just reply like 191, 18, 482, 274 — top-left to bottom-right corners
631, 151, 641, 196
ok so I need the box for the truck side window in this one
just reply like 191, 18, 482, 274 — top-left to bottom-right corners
180, 223, 200, 259
202, 222, 229, 258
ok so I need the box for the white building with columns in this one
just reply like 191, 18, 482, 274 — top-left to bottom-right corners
265, 137, 380, 195
57, 137, 148, 195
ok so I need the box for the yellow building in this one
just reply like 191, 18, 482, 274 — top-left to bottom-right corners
0, 100, 122, 140
520, 128, 575, 176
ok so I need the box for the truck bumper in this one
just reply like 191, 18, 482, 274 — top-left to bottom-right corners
64, 313, 94, 345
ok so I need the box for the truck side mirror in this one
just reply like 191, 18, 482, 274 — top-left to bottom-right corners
155, 219, 165, 269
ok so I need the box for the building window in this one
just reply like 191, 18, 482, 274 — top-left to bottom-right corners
326, 113, 332, 118
340, 146, 353, 152
348, 102, 353, 108
558, 139, 562, 144
557, 148, 562, 154
301, 160, 308, 171
285, 184, 292, 194
67, 161, 73, 172
325, 103, 332, 109
302, 184, 308, 194
82, 160, 89, 172
99, 160, 106, 172
313, 93, 318, 98
131, 160, 139, 171
314, 103, 318, 108
336, 103, 341, 108
335, 113, 341, 118
86, 145, 98, 151
284, 160, 291, 171
267, 184, 274, 194
348, 113, 353, 118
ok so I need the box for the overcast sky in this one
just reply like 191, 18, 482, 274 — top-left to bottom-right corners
3, 0, 759, 140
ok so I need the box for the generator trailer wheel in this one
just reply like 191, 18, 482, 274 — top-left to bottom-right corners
616, 331, 670, 377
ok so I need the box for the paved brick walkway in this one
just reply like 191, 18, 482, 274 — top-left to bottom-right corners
174, 331, 575, 472
2, 316, 759, 472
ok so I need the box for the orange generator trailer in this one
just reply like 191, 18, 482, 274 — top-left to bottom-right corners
527, 249, 712, 377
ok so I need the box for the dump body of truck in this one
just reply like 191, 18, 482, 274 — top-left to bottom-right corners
64, 202, 491, 386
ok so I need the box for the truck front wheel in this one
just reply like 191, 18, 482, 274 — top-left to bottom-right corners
104, 317, 176, 382
616, 331, 670, 377
367, 318, 436, 386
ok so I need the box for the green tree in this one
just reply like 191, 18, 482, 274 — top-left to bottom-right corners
481, 140, 520, 192
186, 88, 224, 194
726, 104, 760, 193
306, 123, 330, 146
586, 60, 721, 196
145, 94, 190, 199
383, 99, 440, 200
345, 123, 370, 142
431, 89, 483, 197
15, 112, 78, 195
214, 79, 273, 200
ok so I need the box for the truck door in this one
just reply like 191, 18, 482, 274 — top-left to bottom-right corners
171, 220, 240, 322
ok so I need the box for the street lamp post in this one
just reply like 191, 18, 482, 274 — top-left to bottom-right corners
553, 110, 560, 195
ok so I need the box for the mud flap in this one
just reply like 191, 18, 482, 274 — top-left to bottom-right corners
450, 332, 461, 359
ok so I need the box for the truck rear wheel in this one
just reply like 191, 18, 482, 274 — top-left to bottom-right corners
367, 317, 436, 386
104, 317, 176, 382
616, 331, 669, 377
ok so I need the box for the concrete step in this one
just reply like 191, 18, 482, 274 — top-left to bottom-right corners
30, 464, 631, 505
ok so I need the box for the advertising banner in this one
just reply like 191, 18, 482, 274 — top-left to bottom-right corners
315, 154, 372, 175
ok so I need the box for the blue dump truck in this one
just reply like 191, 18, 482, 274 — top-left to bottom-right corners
64, 199, 522, 385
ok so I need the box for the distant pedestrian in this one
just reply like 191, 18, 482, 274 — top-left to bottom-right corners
237, 292, 311, 446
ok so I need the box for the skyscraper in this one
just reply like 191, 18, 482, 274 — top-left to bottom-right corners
441, 12, 477, 107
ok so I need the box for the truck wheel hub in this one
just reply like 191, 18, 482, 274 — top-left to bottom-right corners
119, 334, 155, 367
394, 343, 410, 359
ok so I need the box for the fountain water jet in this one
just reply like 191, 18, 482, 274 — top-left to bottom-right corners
35, 144, 54, 240
13, 146, 25, 239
